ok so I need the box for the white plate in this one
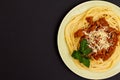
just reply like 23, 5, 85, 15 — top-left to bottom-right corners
57, 1, 120, 79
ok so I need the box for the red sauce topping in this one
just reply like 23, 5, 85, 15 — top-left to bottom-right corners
74, 16, 120, 61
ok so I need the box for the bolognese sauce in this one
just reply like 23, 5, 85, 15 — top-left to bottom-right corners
74, 16, 120, 61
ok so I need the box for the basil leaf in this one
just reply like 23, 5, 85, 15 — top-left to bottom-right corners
72, 50, 83, 62
79, 54, 83, 63
83, 48, 92, 55
80, 39, 88, 52
82, 57, 90, 67
71, 38, 92, 68
71, 50, 80, 59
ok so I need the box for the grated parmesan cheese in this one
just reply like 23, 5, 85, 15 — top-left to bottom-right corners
83, 28, 110, 53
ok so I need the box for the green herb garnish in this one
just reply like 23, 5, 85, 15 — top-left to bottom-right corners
71, 39, 92, 67
72, 50, 81, 59
82, 57, 90, 67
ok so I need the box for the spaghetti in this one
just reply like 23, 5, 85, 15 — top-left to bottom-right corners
65, 6, 120, 72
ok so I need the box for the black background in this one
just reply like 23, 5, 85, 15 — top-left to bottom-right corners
1, 0, 120, 80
